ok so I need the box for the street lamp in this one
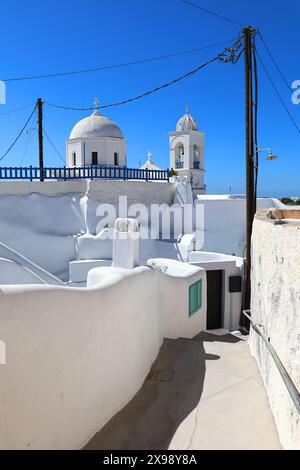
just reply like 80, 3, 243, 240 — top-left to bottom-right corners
256, 147, 278, 161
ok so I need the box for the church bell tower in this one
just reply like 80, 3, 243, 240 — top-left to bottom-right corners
169, 107, 206, 194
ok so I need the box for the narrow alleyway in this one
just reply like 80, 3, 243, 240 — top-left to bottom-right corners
85, 331, 281, 450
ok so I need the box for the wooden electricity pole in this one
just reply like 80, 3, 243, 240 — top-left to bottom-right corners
243, 26, 256, 323
37, 98, 44, 181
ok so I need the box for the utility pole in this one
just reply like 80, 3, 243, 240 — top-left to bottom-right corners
243, 26, 256, 324
37, 98, 44, 181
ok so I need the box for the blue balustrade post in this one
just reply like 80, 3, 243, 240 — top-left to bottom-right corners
167, 169, 170, 182
30, 166, 33, 182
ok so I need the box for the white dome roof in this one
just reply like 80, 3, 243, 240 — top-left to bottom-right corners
176, 111, 198, 132
69, 110, 124, 139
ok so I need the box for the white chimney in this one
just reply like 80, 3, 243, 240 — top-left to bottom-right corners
112, 218, 140, 269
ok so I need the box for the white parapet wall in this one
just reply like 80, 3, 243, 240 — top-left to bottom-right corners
0, 179, 174, 279
249, 209, 300, 450
0, 260, 206, 450
195, 195, 284, 257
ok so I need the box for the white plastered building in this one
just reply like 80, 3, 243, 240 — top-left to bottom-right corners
66, 104, 126, 168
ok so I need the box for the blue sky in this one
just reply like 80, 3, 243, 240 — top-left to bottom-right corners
0, 0, 299, 196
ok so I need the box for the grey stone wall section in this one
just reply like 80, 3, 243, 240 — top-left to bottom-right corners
249, 209, 300, 449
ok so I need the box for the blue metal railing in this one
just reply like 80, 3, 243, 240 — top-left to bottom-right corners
0, 166, 170, 182
175, 162, 184, 169
193, 161, 200, 169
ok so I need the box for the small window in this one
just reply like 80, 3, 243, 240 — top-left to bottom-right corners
72, 152, 76, 167
92, 152, 98, 166
189, 280, 202, 317
114, 152, 119, 166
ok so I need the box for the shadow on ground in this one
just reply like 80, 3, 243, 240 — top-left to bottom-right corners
84, 332, 240, 450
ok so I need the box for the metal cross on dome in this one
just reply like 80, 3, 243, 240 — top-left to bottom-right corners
185, 104, 190, 115
93, 97, 100, 110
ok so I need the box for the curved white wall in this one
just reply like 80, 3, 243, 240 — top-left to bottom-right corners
0, 261, 206, 450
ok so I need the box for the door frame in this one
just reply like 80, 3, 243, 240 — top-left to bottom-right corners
206, 268, 224, 330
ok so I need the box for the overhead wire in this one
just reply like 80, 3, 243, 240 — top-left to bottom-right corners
0, 104, 37, 161
2, 38, 235, 82
0, 37, 244, 167
255, 49, 300, 135
0, 103, 35, 116
20, 129, 33, 166
42, 128, 65, 163
45, 56, 219, 111
45, 37, 244, 112
20, 110, 37, 166
179, 0, 243, 27
258, 31, 291, 92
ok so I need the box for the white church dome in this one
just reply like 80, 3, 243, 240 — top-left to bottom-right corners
69, 109, 124, 140
176, 108, 198, 132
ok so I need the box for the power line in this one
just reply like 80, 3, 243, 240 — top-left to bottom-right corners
0, 38, 242, 165
20, 127, 34, 167
0, 103, 35, 116
255, 48, 300, 135
45, 40, 244, 112
179, 0, 243, 27
2, 38, 234, 82
45, 57, 219, 111
0, 104, 37, 162
20, 112, 37, 166
258, 31, 291, 92
42, 128, 65, 163
46, 57, 218, 111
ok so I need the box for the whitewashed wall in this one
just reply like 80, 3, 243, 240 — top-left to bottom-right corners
0, 258, 44, 284
0, 180, 174, 279
249, 209, 300, 449
66, 140, 83, 167
195, 196, 284, 256
79, 138, 126, 167
0, 262, 206, 450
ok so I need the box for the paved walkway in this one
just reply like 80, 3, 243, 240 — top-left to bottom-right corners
84, 331, 281, 450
